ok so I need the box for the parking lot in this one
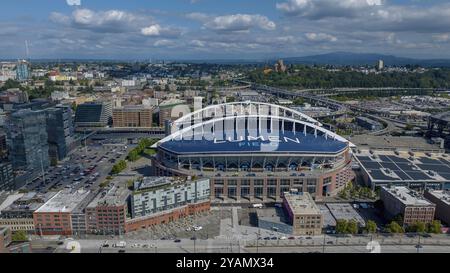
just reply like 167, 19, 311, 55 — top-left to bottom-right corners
124, 209, 231, 240
23, 141, 131, 193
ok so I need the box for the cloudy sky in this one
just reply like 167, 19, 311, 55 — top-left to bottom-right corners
1, 0, 450, 60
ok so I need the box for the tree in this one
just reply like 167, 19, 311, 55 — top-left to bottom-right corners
408, 221, 427, 233
12, 230, 28, 242
365, 220, 377, 234
292, 97, 305, 105
392, 214, 404, 226
347, 220, 359, 234
111, 160, 127, 175
428, 220, 442, 234
335, 219, 348, 234
386, 221, 404, 234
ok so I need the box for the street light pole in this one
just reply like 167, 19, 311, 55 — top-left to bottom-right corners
38, 149, 45, 184
417, 234, 421, 253
256, 228, 260, 253
322, 233, 326, 253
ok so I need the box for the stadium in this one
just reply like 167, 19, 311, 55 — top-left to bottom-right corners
152, 101, 355, 202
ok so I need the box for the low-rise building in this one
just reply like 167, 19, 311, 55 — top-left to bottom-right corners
86, 179, 130, 235
282, 190, 323, 236
0, 226, 12, 253
380, 186, 436, 226
424, 190, 450, 225
356, 116, 384, 131
112, 105, 154, 128
33, 189, 90, 236
126, 177, 210, 232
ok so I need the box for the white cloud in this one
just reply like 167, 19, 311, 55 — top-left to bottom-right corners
153, 39, 176, 47
50, 12, 71, 25
141, 24, 182, 38
185, 12, 210, 22
141, 25, 161, 36
305, 32, 337, 42
50, 8, 155, 33
432, 33, 450, 43
189, 40, 206, 47
203, 14, 276, 32
277, 0, 383, 19
66, 0, 81, 6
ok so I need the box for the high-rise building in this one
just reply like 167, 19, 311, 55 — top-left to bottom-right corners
45, 105, 74, 162
7, 109, 50, 173
377, 59, 384, 71
274, 59, 287, 73
0, 132, 8, 160
15, 60, 30, 81
112, 105, 153, 128
0, 163, 14, 191
74, 101, 112, 128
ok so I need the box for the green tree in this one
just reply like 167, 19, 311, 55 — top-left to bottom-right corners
12, 230, 28, 242
408, 221, 427, 233
428, 220, 442, 234
386, 221, 404, 234
111, 160, 127, 175
347, 220, 359, 234
365, 220, 377, 234
292, 97, 305, 105
392, 214, 404, 226
335, 219, 348, 234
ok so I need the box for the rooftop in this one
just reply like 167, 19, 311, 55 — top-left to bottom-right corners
382, 186, 434, 207
1, 192, 57, 214
0, 193, 24, 213
283, 191, 321, 215
354, 150, 450, 182
134, 176, 208, 193
160, 130, 348, 155
113, 105, 154, 111
35, 189, 91, 213
351, 136, 441, 152
159, 99, 186, 108
87, 179, 130, 208
426, 190, 450, 205
431, 111, 450, 122
326, 203, 366, 227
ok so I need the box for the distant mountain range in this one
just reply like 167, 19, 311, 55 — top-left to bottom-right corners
279, 52, 450, 67
3, 52, 450, 67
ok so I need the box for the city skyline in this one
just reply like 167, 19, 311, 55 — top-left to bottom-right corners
1, 0, 450, 60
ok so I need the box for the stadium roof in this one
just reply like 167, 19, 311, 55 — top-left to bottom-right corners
159, 129, 348, 155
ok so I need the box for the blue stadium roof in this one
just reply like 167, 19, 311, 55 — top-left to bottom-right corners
159, 130, 348, 155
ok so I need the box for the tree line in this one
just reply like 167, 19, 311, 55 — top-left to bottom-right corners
248, 66, 450, 89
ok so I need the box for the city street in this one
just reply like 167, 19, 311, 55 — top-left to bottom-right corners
34, 234, 450, 253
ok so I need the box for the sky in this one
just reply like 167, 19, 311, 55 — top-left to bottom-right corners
1, 0, 450, 60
